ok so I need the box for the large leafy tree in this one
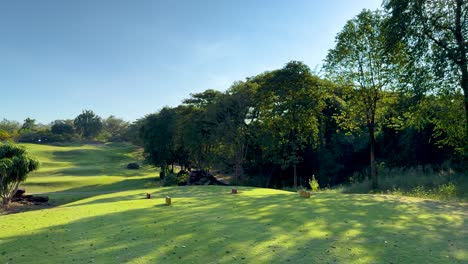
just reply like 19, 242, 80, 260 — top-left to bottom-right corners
139, 108, 178, 178
258, 61, 326, 188
21, 118, 36, 131
210, 81, 258, 184
73, 110, 103, 140
325, 10, 397, 189
51, 120, 75, 135
0, 144, 39, 206
182, 90, 223, 170
102, 116, 129, 142
0, 119, 21, 142
384, 0, 468, 140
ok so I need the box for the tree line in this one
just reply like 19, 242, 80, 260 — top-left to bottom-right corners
0, 110, 131, 143
1, 1, 466, 191
135, 3, 467, 189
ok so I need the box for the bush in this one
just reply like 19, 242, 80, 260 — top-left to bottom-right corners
177, 170, 189, 184
162, 173, 179, 186
18, 130, 78, 143
343, 165, 468, 201
127, 163, 140, 170
309, 175, 320, 192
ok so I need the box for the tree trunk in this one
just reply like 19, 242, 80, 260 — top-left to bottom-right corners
462, 69, 468, 168
293, 164, 298, 189
234, 145, 244, 185
463, 70, 468, 141
2, 197, 10, 207
369, 123, 378, 189
160, 164, 166, 180
455, 0, 468, 156
460, 51, 468, 141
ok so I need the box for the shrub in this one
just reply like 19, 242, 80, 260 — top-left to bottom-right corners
176, 170, 189, 184
162, 173, 178, 186
309, 175, 320, 192
342, 165, 468, 201
127, 163, 140, 170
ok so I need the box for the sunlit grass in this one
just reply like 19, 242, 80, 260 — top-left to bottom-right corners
0, 186, 467, 263
0, 143, 467, 263
17, 143, 158, 204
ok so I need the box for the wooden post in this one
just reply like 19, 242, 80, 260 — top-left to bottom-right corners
146, 193, 151, 199
165, 196, 171, 205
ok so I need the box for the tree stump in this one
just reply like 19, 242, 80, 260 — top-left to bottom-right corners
165, 196, 171, 205
231, 188, 238, 194
298, 190, 311, 198
146, 193, 151, 199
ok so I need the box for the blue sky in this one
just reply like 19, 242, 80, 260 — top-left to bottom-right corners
1, 0, 381, 123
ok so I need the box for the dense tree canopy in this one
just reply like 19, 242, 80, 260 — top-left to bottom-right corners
384, 0, 468, 147
73, 110, 103, 140
324, 10, 398, 189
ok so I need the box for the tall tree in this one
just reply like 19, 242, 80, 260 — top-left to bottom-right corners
102, 116, 129, 142
182, 90, 223, 170
21, 118, 36, 131
139, 108, 178, 178
211, 81, 257, 184
258, 61, 325, 188
325, 10, 396, 189
0, 144, 39, 206
73, 110, 103, 140
384, 0, 468, 140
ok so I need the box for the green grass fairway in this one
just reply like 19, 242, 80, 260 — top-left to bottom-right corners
18, 143, 158, 204
0, 144, 467, 263
1, 187, 467, 263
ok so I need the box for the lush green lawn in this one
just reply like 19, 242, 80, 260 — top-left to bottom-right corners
19, 143, 158, 204
1, 187, 467, 263
0, 143, 467, 263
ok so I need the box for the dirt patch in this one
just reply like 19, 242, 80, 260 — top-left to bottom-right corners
1, 201, 54, 215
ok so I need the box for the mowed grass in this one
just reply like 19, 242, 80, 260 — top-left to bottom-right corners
1, 187, 467, 263
0, 143, 467, 263
18, 143, 158, 204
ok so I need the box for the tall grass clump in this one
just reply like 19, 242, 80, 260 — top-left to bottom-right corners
343, 164, 468, 201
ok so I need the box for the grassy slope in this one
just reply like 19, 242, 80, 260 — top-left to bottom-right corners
19, 143, 158, 204
0, 144, 467, 263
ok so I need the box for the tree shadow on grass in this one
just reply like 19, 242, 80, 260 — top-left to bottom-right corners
1, 187, 466, 263
48, 144, 154, 177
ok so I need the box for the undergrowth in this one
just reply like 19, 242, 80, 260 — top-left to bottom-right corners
343, 165, 468, 201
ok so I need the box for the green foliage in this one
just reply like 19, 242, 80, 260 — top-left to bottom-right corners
384, 0, 468, 141
162, 173, 179, 186
0, 143, 39, 205
51, 120, 75, 135
73, 110, 103, 140
344, 165, 468, 201
101, 116, 129, 142
139, 107, 179, 172
20, 118, 37, 131
308, 175, 320, 192
18, 129, 77, 143
176, 170, 189, 183
325, 9, 407, 189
